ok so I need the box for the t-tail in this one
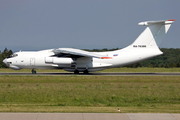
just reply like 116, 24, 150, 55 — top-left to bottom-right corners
118, 19, 175, 66
135, 19, 175, 47
122, 19, 175, 50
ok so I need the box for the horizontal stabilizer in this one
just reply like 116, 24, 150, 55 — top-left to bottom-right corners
138, 19, 175, 26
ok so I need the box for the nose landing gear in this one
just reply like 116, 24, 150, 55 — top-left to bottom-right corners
31, 69, 36, 74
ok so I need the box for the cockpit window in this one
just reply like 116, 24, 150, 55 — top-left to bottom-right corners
8, 54, 18, 58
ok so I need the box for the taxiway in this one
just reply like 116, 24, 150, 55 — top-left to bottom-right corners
0, 113, 180, 120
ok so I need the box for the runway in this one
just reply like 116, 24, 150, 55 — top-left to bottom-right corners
0, 72, 180, 76
0, 113, 180, 120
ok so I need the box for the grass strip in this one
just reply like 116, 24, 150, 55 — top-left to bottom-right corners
1, 67, 180, 73
0, 76, 180, 112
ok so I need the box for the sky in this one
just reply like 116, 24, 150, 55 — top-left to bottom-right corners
0, 0, 179, 52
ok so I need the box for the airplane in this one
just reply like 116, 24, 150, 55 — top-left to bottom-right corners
3, 19, 175, 74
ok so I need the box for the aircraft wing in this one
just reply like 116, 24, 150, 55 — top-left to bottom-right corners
53, 48, 111, 59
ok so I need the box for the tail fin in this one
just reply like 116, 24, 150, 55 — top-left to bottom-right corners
117, 19, 175, 66
132, 19, 175, 48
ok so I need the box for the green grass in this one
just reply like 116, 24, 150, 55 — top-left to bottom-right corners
0, 68, 66, 73
100, 67, 180, 73
1, 67, 180, 73
0, 76, 180, 112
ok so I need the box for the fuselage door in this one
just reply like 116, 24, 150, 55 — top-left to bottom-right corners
30, 58, 35, 66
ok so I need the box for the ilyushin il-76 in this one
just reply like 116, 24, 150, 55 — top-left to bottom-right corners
3, 19, 175, 74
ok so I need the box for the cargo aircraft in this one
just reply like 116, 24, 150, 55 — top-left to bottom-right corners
3, 19, 175, 74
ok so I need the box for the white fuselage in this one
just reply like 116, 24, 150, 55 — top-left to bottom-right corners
3, 19, 174, 73
3, 47, 162, 72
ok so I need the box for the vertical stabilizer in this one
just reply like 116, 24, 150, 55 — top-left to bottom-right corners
132, 19, 175, 48
118, 19, 175, 66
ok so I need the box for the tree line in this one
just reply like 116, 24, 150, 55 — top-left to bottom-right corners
0, 48, 13, 68
0, 48, 180, 68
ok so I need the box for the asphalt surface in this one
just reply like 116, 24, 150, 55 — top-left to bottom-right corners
0, 113, 180, 120
0, 72, 180, 76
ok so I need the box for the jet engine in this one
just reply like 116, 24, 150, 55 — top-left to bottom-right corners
45, 57, 74, 64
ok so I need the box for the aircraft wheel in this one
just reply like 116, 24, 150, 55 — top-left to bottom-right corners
32, 69, 36, 74
83, 70, 89, 74
74, 70, 79, 74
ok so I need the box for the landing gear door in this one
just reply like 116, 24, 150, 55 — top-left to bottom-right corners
30, 58, 35, 66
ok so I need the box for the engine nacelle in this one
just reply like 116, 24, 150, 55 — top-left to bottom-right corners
45, 57, 73, 64
53, 58, 73, 64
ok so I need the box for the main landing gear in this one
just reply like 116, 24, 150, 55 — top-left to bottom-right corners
31, 69, 36, 74
83, 70, 89, 74
74, 69, 89, 74
74, 70, 79, 74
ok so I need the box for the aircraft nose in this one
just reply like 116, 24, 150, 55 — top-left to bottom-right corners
3, 58, 7, 65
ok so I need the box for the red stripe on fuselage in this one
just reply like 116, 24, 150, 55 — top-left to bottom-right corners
101, 57, 112, 59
